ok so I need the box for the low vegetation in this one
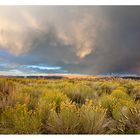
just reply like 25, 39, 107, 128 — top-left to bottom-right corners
0, 77, 140, 134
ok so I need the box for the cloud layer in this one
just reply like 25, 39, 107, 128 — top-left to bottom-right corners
0, 6, 140, 75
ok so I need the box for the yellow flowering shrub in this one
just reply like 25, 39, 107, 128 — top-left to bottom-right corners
79, 100, 112, 134
100, 89, 134, 120
132, 86, 140, 100
0, 103, 42, 134
47, 101, 80, 134
37, 89, 69, 123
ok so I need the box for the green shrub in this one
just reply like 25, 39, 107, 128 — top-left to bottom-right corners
63, 84, 94, 104
100, 90, 134, 120
111, 89, 128, 99
97, 81, 119, 95
0, 103, 42, 134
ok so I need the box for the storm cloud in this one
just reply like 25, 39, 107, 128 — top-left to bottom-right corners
0, 6, 140, 75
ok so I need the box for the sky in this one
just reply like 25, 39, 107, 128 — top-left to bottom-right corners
0, 6, 140, 76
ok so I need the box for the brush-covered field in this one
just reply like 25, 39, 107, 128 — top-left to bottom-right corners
0, 77, 140, 134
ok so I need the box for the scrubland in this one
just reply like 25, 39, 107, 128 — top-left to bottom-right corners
0, 77, 140, 134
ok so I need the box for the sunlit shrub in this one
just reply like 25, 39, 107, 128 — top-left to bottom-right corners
124, 82, 135, 95
100, 82, 113, 94
115, 86, 127, 93
111, 89, 128, 99
19, 87, 44, 110
100, 95, 113, 116
100, 89, 134, 120
111, 99, 134, 121
47, 101, 80, 134
79, 100, 114, 134
37, 89, 69, 129
63, 83, 95, 104
97, 81, 119, 95
132, 86, 140, 100
0, 103, 42, 134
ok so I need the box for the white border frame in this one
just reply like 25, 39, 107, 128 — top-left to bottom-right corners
0, 0, 140, 5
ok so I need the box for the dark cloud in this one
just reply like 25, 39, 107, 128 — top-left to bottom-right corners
0, 6, 140, 75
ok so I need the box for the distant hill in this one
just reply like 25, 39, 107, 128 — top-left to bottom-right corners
0, 74, 140, 80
